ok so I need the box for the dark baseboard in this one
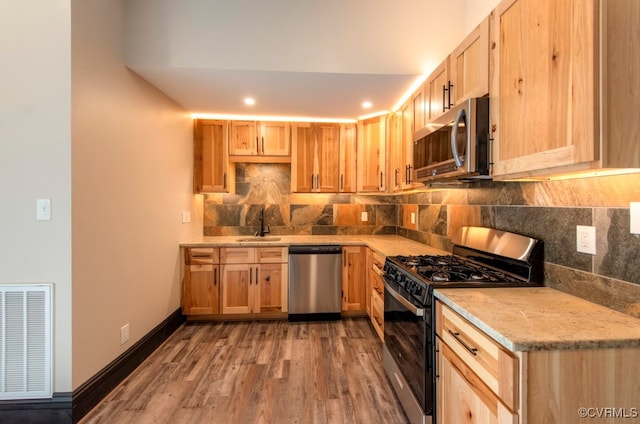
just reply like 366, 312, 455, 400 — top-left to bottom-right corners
72, 308, 185, 422
0, 392, 72, 424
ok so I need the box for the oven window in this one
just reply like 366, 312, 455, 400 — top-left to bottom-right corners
384, 283, 431, 413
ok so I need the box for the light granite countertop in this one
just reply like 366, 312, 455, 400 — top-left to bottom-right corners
434, 287, 640, 352
180, 235, 446, 258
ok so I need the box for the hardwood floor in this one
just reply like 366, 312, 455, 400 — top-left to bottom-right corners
80, 318, 408, 424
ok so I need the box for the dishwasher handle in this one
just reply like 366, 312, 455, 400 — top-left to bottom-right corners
288, 245, 342, 255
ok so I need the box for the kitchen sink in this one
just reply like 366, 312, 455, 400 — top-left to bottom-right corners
235, 236, 282, 242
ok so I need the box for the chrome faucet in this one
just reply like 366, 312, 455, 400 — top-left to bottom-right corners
256, 207, 270, 237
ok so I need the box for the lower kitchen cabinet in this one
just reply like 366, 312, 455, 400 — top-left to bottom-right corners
342, 246, 367, 313
435, 300, 640, 424
220, 247, 288, 316
368, 248, 385, 340
182, 248, 220, 316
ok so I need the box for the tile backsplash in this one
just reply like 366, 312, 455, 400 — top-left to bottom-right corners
396, 174, 640, 318
203, 164, 640, 318
203, 164, 397, 236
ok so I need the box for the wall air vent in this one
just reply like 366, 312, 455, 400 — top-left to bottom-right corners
0, 284, 52, 400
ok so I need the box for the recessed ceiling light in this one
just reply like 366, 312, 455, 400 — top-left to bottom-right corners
362, 101, 372, 109
244, 97, 255, 106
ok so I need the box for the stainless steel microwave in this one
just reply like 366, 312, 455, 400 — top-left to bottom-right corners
412, 97, 490, 183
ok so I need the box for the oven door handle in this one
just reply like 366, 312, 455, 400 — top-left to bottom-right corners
384, 280, 425, 317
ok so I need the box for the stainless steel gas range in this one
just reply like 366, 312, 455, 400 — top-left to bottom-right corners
382, 226, 544, 424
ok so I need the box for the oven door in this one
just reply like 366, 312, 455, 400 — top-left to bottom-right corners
383, 278, 432, 417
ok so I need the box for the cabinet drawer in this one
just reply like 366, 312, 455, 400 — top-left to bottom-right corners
257, 246, 288, 263
369, 266, 384, 299
221, 247, 256, 264
371, 290, 384, 341
186, 247, 219, 265
371, 251, 385, 270
436, 302, 518, 411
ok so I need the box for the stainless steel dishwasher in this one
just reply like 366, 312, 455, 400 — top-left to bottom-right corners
288, 245, 342, 321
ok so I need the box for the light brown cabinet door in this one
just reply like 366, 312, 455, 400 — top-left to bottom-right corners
193, 120, 233, 193
339, 123, 357, 193
426, 59, 451, 122
291, 123, 315, 192
291, 123, 340, 193
256, 263, 288, 313
229, 120, 259, 156
357, 116, 386, 192
341, 246, 367, 311
437, 339, 518, 424
387, 110, 403, 192
315, 123, 340, 192
259, 121, 290, 156
450, 16, 489, 105
490, 0, 597, 178
412, 84, 426, 132
229, 121, 290, 157
221, 264, 253, 314
182, 264, 220, 315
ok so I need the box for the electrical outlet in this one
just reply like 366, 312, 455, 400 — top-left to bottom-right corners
631, 202, 640, 234
361, 211, 368, 222
576, 225, 596, 255
120, 323, 130, 345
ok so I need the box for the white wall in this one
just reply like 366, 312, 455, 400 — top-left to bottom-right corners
71, 0, 201, 388
0, 1, 73, 393
464, 0, 502, 33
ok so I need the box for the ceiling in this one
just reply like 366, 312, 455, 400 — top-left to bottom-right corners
124, 0, 499, 121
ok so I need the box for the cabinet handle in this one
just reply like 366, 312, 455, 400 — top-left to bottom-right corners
340, 174, 344, 191
443, 81, 453, 111
379, 171, 383, 190
249, 267, 253, 285
214, 268, 217, 286
374, 285, 383, 296
374, 313, 383, 326
255, 267, 259, 285
406, 164, 412, 184
311, 175, 314, 190
256, 136, 259, 154
261, 136, 265, 154
448, 330, 478, 356
223, 172, 227, 189
394, 168, 399, 187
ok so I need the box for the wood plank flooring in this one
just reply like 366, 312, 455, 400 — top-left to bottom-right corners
80, 318, 408, 424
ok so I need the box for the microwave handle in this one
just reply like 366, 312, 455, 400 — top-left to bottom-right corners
451, 108, 466, 167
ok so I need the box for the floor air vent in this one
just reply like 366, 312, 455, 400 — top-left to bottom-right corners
0, 284, 52, 400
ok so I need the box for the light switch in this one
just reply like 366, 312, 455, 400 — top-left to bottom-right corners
410, 212, 416, 224
36, 199, 51, 220
361, 211, 368, 222
631, 202, 640, 234
182, 211, 191, 224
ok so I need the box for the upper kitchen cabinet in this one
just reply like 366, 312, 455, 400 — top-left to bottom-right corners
449, 16, 490, 105
389, 101, 421, 192
193, 119, 234, 193
339, 123, 357, 193
291, 123, 356, 193
425, 58, 451, 122
229, 120, 291, 162
357, 116, 386, 192
490, 0, 640, 180
291, 122, 340, 193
